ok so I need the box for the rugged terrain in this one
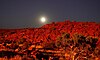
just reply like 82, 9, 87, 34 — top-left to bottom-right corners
0, 20, 100, 60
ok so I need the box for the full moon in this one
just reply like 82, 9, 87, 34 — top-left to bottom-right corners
40, 17, 46, 23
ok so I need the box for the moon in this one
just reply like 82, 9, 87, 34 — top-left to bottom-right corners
40, 17, 46, 23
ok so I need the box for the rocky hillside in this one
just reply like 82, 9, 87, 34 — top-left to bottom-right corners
0, 20, 100, 60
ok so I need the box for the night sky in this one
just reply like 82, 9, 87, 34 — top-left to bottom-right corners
0, 0, 100, 28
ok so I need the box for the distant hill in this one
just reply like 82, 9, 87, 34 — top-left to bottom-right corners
0, 20, 100, 44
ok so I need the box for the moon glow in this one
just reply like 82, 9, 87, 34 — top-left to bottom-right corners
40, 17, 46, 23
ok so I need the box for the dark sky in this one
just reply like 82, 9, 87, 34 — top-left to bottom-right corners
0, 0, 100, 28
